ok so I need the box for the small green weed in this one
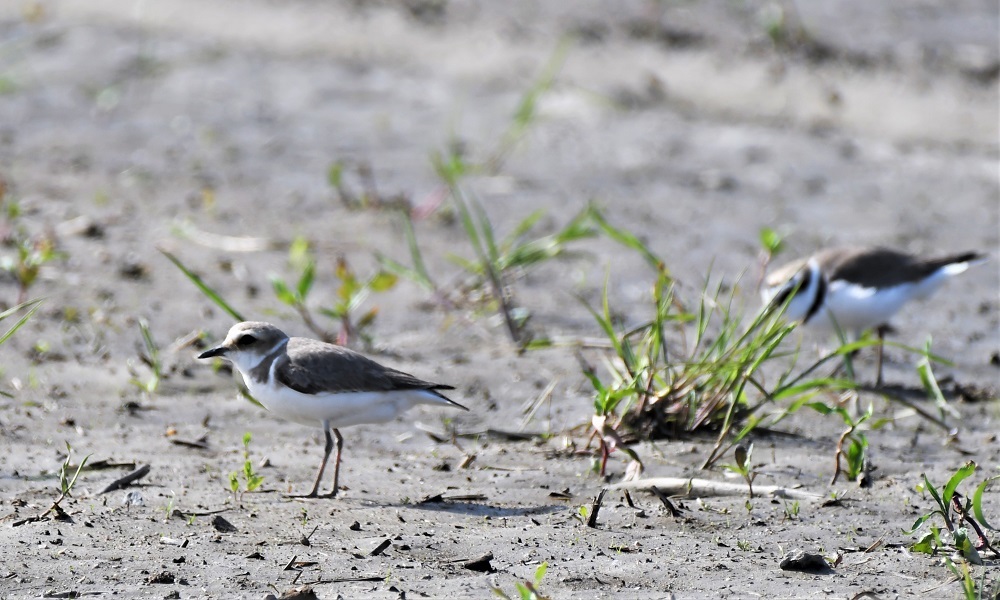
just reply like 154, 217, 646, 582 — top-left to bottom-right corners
418, 157, 597, 349
807, 400, 889, 485
164, 236, 397, 349
758, 226, 786, 260
57, 442, 91, 500
446, 194, 594, 350
24, 442, 94, 522
721, 443, 758, 499
1, 196, 66, 303
492, 562, 550, 600
127, 318, 162, 395
905, 461, 999, 566
271, 237, 399, 347
163, 493, 176, 522
0, 298, 43, 396
229, 432, 264, 503
378, 207, 439, 297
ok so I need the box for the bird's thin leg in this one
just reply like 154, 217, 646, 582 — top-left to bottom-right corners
326, 429, 344, 498
874, 325, 887, 388
303, 423, 334, 498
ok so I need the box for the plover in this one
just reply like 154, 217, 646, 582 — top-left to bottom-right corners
199, 321, 467, 498
763, 247, 986, 384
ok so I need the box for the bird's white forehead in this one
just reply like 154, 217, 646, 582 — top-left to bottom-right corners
226, 322, 260, 338
223, 322, 283, 343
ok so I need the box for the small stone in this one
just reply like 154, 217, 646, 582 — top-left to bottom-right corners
462, 552, 496, 573
278, 587, 319, 600
122, 491, 144, 508
779, 549, 831, 572
211, 515, 238, 533
147, 571, 174, 584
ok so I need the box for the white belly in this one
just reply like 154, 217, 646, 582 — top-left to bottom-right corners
814, 280, 922, 334
241, 374, 446, 429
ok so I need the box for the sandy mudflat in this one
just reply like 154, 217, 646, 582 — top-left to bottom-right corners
0, 1, 997, 598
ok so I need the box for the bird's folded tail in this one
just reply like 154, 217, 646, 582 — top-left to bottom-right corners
939, 251, 989, 277
424, 385, 469, 411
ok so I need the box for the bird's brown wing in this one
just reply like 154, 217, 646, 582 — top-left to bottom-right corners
276, 337, 455, 397
821, 247, 983, 288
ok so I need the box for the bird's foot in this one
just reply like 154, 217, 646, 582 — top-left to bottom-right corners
284, 488, 342, 500
284, 491, 320, 500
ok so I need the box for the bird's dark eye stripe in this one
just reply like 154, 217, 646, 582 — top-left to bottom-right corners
773, 285, 792, 307
774, 268, 811, 307
237, 334, 257, 346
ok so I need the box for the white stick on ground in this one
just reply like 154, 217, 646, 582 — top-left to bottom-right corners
606, 477, 824, 501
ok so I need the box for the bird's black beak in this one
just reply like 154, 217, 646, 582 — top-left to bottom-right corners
198, 346, 227, 359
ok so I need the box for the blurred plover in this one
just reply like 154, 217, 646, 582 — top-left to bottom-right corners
199, 321, 467, 498
762, 246, 986, 384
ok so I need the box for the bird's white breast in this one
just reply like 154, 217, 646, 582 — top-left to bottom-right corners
815, 280, 917, 334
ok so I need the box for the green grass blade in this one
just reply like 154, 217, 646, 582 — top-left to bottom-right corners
504, 209, 545, 247
771, 378, 856, 401
400, 208, 434, 288
972, 475, 999, 531
296, 259, 316, 299
587, 205, 663, 271
0, 298, 43, 346
942, 461, 977, 508
886, 339, 953, 366
501, 212, 597, 271
534, 561, 548, 584
916, 339, 960, 419
491, 37, 572, 168
579, 296, 619, 357
452, 192, 488, 266
902, 512, 936, 535
271, 277, 297, 306
159, 249, 245, 321
472, 200, 499, 262
922, 473, 948, 515
378, 255, 432, 290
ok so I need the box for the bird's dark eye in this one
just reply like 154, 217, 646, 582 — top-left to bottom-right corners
237, 334, 257, 346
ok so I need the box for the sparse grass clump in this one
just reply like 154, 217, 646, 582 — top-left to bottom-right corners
1, 194, 65, 303
576, 212, 966, 481
578, 208, 840, 472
